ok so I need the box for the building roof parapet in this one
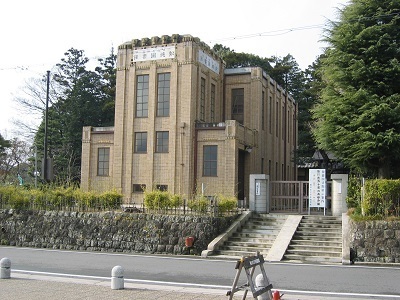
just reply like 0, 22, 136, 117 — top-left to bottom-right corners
119, 34, 220, 62
225, 67, 295, 104
195, 122, 226, 129
91, 126, 115, 133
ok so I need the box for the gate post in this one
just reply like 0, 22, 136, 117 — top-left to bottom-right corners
331, 174, 348, 216
249, 174, 270, 213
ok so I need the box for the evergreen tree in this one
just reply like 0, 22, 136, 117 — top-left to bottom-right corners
34, 48, 116, 184
0, 134, 11, 157
312, 0, 400, 178
269, 54, 305, 100
95, 47, 117, 126
297, 58, 323, 163
212, 44, 273, 72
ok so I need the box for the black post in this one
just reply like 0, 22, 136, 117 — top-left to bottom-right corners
43, 70, 50, 182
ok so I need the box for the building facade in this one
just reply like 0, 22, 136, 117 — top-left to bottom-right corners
81, 34, 297, 204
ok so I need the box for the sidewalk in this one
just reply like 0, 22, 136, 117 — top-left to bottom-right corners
0, 271, 377, 300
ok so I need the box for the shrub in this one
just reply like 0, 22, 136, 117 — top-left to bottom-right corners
217, 194, 238, 213
144, 189, 172, 210
170, 194, 183, 208
100, 189, 123, 209
188, 195, 209, 213
9, 189, 30, 209
346, 175, 362, 209
362, 179, 400, 217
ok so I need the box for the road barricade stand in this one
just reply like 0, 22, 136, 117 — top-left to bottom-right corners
226, 251, 274, 299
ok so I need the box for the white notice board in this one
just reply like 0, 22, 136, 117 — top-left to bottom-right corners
309, 169, 326, 209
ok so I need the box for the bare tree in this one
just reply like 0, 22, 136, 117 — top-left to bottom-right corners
12, 69, 60, 140
0, 138, 31, 184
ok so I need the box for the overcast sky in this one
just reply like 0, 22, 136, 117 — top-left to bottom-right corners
0, 0, 349, 139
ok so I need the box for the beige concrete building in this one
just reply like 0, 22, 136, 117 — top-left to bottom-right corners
81, 34, 297, 204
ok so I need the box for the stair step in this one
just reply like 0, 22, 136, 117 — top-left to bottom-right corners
220, 245, 271, 252
227, 240, 273, 247
228, 236, 275, 244
294, 232, 342, 238
283, 254, 342, 264
287, 245, 342, 252
216, 250, 267, 257
232, 232, 278, 239
240, 229, 281, 235
214, 214, 286, 259
286, 249, 342, 257
298, 224, 342, 229
290, 240, 342, 247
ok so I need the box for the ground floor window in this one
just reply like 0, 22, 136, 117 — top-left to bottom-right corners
203, 145, 217, 176
156, 131, 169, 153
135, 132, 147, 153
97, 147, 110, 176
156, 184, 168, 191
133, 184, 146, 193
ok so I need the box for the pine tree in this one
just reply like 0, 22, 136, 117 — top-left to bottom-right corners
312, 0, 400, 178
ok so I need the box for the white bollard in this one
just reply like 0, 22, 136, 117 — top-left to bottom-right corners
255, 273, 271, 300
111, 265, 124, 290
0, 257, 11, 279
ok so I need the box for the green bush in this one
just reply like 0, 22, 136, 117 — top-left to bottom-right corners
74, 189, 98, 210
217, 194, 238, 213
362, 179, 400, 217
0, 185, 122, 212
31, 189, 46, 209
144, 189, 172, 210
346, 175, 362, 209
0, 186, 17, 204
9, 189, 30, 209
100, 189, 123, 209
170, 194, 183, 208
188, 195, 209, 213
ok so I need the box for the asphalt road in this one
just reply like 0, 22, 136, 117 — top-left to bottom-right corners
1, 246, 400, 298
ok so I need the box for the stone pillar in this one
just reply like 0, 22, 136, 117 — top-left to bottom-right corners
255, 274, 271, 300
111, 265, 124, 290
249, 174, 270, 213
331, 174, 348, 216
0, 257, 11, 279
342, 212, 351, 265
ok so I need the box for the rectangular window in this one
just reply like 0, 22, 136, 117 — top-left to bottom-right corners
232, 88, 244, 124
200, 78, 206, 121
269, 96, 272, 134
133, 184, 146, 193
97, 148, 110, 176
268, 160, 271, 176
262, 91, 265, 130
276, 101, 279, 137
210, 83, 215, 122
293, 113, 296, 144
156, 131, 169, 153
282, 106, 285, 140
261, 158, 264, 174
134, 132, 147, 153
136, 75, 149, 117
203, 145, 218, 176
157, 73, 170, 117
156, 184, 168, 191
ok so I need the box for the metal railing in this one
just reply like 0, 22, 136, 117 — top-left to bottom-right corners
270, 181, 332, 214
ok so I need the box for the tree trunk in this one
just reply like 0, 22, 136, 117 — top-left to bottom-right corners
378, 159, 391, 179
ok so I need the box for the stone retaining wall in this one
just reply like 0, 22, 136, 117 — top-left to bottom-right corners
350, 220, 400, 263
0, 209, 237, 255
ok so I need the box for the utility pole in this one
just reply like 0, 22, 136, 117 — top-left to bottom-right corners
34, 145, 38, 188
43, 70, 50, 182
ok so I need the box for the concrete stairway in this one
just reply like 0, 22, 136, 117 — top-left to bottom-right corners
214, 213, 288, 258
283, 215, 342, 263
